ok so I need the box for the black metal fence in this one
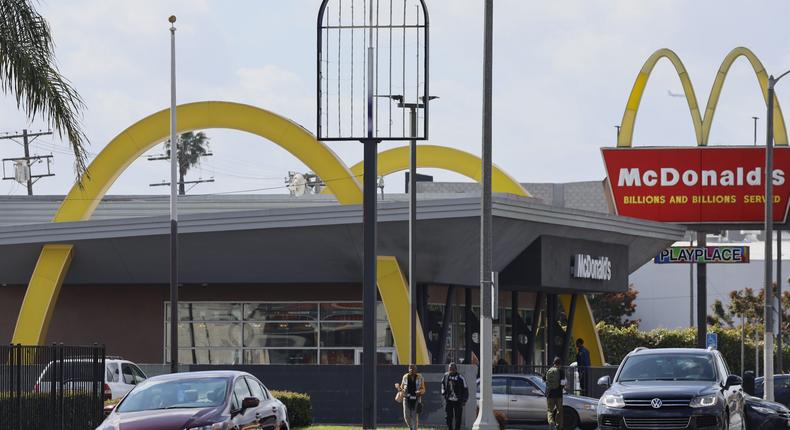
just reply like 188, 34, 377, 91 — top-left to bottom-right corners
493, 364, 618, 399
0, 344, 106, 430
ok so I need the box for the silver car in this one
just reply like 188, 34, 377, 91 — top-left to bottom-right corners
477, 374, 598, 430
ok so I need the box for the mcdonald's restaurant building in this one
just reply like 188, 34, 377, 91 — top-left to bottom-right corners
0, 189, 684, 367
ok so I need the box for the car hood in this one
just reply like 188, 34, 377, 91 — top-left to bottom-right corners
99, 407, 221, 430
565, 394, 599, 405
745, 395, 789, 412
611, 381, 717, 398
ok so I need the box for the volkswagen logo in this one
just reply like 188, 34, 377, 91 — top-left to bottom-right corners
651, 398, 663, 409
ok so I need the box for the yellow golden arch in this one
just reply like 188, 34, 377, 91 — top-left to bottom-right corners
619, 47, 788, 147
13, 100, 604, 365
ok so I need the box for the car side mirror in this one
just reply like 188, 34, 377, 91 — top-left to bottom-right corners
242, 397, 260, 410
725, 374, 742, 389
597, 375, 611, 388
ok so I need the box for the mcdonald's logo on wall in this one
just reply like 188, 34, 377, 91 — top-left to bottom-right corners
602, 47, 790, 224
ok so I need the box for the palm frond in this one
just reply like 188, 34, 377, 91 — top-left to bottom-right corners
0, 0, 88, 180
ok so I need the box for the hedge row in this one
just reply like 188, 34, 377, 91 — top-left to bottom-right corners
597, 322, 790, 372
271, 390, 312, 427
0, 392, 101, 430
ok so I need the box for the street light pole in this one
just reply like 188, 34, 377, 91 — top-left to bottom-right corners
754, 116, 759, 146
473, 0, 497, 429
762, 70, 790, 400
168, 15, 179, 374
409, 105, 417, 365
378, 95, 436, 364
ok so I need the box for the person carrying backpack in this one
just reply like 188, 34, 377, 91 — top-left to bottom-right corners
441, 362, 468, 430
396, 364, 426, 430
544, 357, 566, 430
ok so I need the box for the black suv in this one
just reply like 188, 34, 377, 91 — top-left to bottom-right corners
597, 348, 744, 429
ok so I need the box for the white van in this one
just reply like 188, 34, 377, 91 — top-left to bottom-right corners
34, 357, 147, 400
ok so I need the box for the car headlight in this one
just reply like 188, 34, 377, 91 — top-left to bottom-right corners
689, 394, 717, 408
751, 405, 779, 415
601, 394, 625, 408
187, 423, 227, 430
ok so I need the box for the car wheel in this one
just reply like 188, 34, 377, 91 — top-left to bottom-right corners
562, 406, 579, 430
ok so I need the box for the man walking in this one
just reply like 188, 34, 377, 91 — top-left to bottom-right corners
544, 357, 565, 430
576, 338, 590, 396
397, 364, 426, 430
441, 362, 468, 430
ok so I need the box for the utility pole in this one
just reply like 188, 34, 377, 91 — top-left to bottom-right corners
473, 0, 498, 429
148, 141, 213, 195
0, 129, 54, 195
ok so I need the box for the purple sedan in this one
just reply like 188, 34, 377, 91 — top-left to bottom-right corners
97, 370, 288, 430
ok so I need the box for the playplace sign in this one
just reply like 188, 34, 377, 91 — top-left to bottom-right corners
654, 246, 750, 264
602, 147, 790, 224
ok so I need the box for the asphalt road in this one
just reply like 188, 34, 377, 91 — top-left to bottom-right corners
507, 425, 597, 430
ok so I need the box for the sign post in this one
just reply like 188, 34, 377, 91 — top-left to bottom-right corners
316, 2, 430, 427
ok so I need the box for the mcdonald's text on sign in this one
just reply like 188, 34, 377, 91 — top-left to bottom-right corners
654, 246, 750, 264
602, 146, 790, 223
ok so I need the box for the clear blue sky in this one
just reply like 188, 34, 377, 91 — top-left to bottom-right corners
2, 0, 790, 196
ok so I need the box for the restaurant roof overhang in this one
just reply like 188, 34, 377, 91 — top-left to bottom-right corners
0, 194, 685, 290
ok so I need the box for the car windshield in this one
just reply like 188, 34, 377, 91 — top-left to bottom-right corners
525, 375, 546, 393
617, 354, 717, 382
116, 377, 228, 412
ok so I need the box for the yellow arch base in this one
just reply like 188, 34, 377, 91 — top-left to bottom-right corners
559, 295, 605, 366
14, 244, 73, 346
377, 256, 430, 364
619, 47, 787, 148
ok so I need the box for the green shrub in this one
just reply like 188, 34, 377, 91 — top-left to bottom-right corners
597, 322, 790, 372
271, 390, 312, 427
0, 391, 102, 430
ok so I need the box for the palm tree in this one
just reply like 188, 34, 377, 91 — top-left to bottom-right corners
0, 0, 88, 178
164, 131, 210, 195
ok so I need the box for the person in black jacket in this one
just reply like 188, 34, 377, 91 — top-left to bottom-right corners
440, 362, 468, 430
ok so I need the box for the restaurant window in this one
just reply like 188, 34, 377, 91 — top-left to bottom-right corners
165, 301, 396, 365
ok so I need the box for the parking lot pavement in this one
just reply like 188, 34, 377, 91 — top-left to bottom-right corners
507, 425, 596, 430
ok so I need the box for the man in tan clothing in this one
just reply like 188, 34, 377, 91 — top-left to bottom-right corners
544, 357, 565, 430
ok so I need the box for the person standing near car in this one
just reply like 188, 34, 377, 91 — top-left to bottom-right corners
397, 364, 426, 430
575, 338, 590, 396
544, 357, 565, 430
441, 362, 468, 430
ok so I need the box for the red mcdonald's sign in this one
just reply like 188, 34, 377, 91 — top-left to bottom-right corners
601, 146, 790, 224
